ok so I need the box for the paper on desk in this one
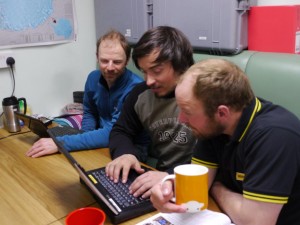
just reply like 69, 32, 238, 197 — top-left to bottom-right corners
136, 209, 234, 225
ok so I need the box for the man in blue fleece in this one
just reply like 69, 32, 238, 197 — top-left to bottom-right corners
26, 30, 143, 157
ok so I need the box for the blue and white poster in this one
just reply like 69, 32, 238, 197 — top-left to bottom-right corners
0, 0, 77, 49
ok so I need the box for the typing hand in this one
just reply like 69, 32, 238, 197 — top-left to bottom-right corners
26, 138, 58, 158
129, 171, 168, 199
105, 154, 144, 183
150, 179, 186, 213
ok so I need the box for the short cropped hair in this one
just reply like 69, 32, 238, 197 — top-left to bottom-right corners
96, 30, 131, 62
182, 59, 255, 117
132, 26, 194, 75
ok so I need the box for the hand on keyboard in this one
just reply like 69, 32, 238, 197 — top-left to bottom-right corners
129, 170, 168, 199
106, 154, 168, 199
92, 169, 146, 210
105, 154, 145, 183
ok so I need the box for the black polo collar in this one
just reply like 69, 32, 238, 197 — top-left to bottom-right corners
231, 97, 262, 143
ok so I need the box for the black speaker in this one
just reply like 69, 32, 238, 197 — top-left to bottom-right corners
73, 91, 84, 104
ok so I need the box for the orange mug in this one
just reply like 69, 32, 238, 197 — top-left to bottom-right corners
161, 164, 208, 212
65, 207, 106, 225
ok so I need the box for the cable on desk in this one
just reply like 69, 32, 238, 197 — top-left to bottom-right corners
0, 130, 31, 140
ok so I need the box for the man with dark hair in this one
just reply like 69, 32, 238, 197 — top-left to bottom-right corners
106, 26, 197, 198
27, 30, 143, 157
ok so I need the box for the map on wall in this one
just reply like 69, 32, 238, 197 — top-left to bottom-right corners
0, 0, 77, 49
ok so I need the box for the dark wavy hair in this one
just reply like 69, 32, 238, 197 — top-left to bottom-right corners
132, 26, 194, 75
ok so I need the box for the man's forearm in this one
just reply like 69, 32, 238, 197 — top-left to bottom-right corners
210, 181, 280, 225
109, 130, 137, 159
210, 181, 250, 225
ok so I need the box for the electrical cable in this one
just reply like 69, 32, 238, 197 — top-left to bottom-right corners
1, 57, 16, 130
6, 57, 16, 97
0, 130, 31, 140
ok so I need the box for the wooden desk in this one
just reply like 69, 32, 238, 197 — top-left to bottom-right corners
0, 128, 219, 225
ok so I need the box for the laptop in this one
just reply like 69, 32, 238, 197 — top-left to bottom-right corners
15, 112, 83, 138
47, 129, 156, 224
15, 112, 52, 137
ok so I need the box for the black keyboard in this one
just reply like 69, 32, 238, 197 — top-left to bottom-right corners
47, 126, 84, 137
80, 167, 155, 224
92, 169, 146, 210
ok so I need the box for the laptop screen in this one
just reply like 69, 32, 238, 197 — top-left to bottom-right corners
15, 112, 50, 137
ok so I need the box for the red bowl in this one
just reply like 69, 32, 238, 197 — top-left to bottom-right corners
65, 207, 106, 225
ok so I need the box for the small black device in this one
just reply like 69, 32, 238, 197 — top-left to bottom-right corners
15, 112, 85, 137
15, 112, 51, 137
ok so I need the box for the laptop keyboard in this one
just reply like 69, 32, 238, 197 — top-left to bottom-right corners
47, 126, 84, 137
92, 169, 147, 210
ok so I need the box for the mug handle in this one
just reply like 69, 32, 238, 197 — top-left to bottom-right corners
161, 174, 176, 202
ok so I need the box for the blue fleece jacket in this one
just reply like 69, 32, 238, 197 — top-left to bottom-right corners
57, 68, 143, 151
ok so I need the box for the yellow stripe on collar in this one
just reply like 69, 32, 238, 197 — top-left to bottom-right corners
238, 98, 262, 142
192, 157, 218, 169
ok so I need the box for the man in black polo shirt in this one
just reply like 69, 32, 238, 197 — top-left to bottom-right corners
150, 59, 300, 225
